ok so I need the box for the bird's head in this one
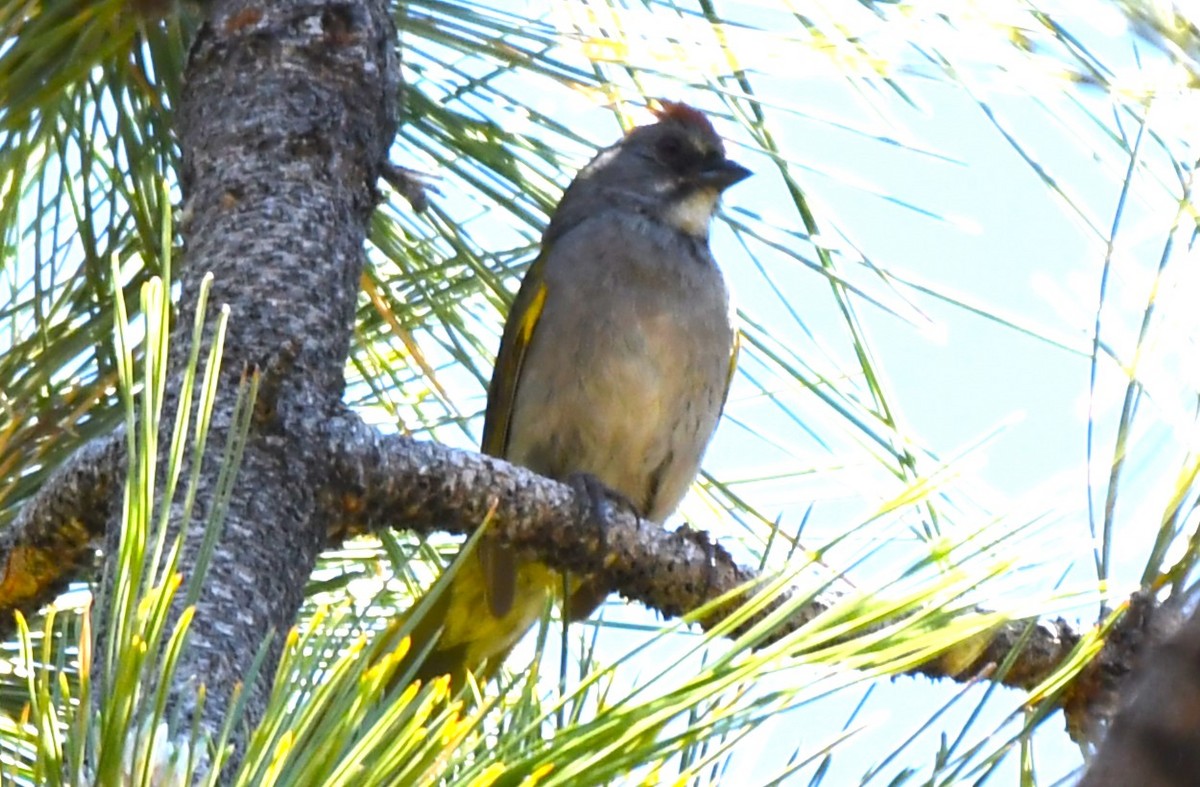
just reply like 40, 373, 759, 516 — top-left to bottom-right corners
562, 101, 752, 239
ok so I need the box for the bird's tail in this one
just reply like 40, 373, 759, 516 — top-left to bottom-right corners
379, 539, 557, 690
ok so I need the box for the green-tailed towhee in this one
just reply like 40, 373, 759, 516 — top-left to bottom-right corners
399, 100, 750, 685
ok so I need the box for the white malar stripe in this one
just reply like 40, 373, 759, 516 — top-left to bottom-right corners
664, 187, 720, 238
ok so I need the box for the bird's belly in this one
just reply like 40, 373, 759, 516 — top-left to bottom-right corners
506, 310, 720, 522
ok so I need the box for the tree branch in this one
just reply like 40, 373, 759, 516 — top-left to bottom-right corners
1080, 594, 1199, 786
0, 432, 123, 622
314, 407, 1124, 731
0, 399, 1168, 755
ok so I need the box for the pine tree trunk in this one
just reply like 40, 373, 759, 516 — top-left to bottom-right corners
110, 0, 400, 763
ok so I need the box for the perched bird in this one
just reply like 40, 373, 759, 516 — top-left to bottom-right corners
399, 101, 750, 686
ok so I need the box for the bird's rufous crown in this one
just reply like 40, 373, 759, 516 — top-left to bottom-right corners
649, 100, 717, 138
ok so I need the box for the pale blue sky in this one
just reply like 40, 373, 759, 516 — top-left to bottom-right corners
373, 1, 1199, 782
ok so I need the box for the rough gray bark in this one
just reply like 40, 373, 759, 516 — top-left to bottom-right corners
109, 0, 400, 759
1080, 597, 1199, 787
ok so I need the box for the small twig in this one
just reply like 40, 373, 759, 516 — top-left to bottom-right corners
380, 162, 437, 213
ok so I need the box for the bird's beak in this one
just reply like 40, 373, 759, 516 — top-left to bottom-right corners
699, 159, 752, 191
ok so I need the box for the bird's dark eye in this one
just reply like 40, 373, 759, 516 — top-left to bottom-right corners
655, 135, 689, 165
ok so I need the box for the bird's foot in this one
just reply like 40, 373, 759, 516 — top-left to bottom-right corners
565, 471, 640, 548
563, 472, 637, 621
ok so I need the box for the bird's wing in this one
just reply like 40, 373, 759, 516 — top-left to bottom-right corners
477, 252, 551, 618
719, 327, 740, 417
481, 254, 548, 457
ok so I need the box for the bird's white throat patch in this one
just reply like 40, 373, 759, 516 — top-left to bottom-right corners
664, 187, 720, 237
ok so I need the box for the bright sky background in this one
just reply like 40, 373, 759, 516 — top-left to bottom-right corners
366, 1, 1200, 783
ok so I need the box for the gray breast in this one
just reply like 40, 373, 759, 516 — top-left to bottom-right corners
505, 211, 734, 523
